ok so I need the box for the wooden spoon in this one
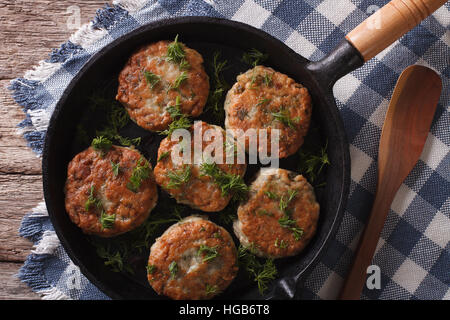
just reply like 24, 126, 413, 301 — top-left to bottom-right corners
339, 65, 442, 300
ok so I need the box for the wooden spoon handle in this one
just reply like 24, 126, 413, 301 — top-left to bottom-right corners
346, 0, 447, 61
338, 186, 396, 300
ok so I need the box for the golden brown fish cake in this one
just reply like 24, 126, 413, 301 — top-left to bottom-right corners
64, 145, 158, 237
233, 168, 319, 258
116, 38, 209, 132
224, 65, 312, 158
154, 121, 247, 212
147, 216, 239, 300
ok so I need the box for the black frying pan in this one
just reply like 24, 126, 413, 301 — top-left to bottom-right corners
42, 0, 446, 299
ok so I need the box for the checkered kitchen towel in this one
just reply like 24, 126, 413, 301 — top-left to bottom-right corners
10, 0, 450, 300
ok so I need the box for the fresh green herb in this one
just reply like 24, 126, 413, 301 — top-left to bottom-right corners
298, 140, 330, 184
169, 71, 188, 91
205, 51, 229, 123
206, 284, 219, 295
166, 165, 192, 189
200, 162, 249, 201
279, 190, 298, 213
100, 211, 116, 230
264, 191, 279, 200
271, 108, 299, 129
242, 48, 269, 67
85, 185, 102, 212
157, 151, 170, 163
166, 34, 190, 70
238, 244, 278, 295
197, 244, 219, 263
91, 203, 181, 275
179, 59, 191, 70
166, 35, 186, 64
147, 264, 156, 274
257, 209, 274, 217
91, 136, 112, 154
263, 73, 273, 86
217, 201, 239, 225
127, 157, 151, 193
92, 98, 141, 148
169, 261, 178, 279
274, 238, 289, 249
95, 244, 126, 273
160, 96, 193, 137
213, 232, 222, 239
256, 98, 271, 107
278, 216, 304, 241
110, 161, 120, 177
143, 70, 161, 89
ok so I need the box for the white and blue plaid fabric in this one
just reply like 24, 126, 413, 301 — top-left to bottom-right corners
10, 0, 450, 300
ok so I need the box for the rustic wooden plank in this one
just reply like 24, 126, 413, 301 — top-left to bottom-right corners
0, 0, 107, 80
0, 81, 42, 175
0, 262, 40, 300
0, 174, 43, 262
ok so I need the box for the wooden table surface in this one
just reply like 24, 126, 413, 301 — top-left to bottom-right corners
0, 0, 111, 300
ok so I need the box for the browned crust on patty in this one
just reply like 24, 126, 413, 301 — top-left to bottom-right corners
234, 168, 319, 258
225, 65, 312, 158
64, 146, 158, 237
116, 40, 209, 131
154, 121, 247, 212
148, 216, 239, 300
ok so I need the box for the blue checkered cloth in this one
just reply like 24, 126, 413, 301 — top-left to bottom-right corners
10, 0, 450, 300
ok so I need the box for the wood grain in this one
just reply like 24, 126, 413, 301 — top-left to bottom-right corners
339, 66, 442, 299
346, 0, 447, 61
0, 263, 41, 300
0, 0, 109, 300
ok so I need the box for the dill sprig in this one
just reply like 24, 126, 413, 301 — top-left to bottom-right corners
205, 51, 229, 123
200, 162, 249, 201
160, 96, 193, 137
91, 204, 181, 275
157, 151, 170, 163
93, 99, 141, 147
100, 211, 116, 230
91, 136, 112, 154
197, 244, 220, 263
166, 165, 192, 189
274, 238, 288, 249
110, 161, 120, 176
238, 244, 278, 295
279, 189, 298, 214
271, 108, 300, 129
95, 244, 130, 273
147, 264, 156, 274
166, 34, 190, 70
85, 185, 102, 212
297, 140, 330, 184
126, 157, 151, 193
206, 284, 219, 295
143, 70, 161, 89
169, 261, 178, 279
278, 216, 304, 241
264, 191, 279, 200
169, 71, 188, 91
242, 48, 269, 67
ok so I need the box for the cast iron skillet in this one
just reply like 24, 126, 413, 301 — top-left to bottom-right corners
42, 0, 444, 299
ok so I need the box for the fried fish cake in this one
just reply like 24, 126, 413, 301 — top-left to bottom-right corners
233, 168, 319, 258
225, 65, 312, 158
65, 145, 158, 237
147, 216, 238, 300
116, 37, 209, 131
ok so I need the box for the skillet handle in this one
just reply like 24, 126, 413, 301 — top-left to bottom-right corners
346, 0, 447, 61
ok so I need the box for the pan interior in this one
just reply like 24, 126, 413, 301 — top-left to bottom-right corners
43, 18, 349, 299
